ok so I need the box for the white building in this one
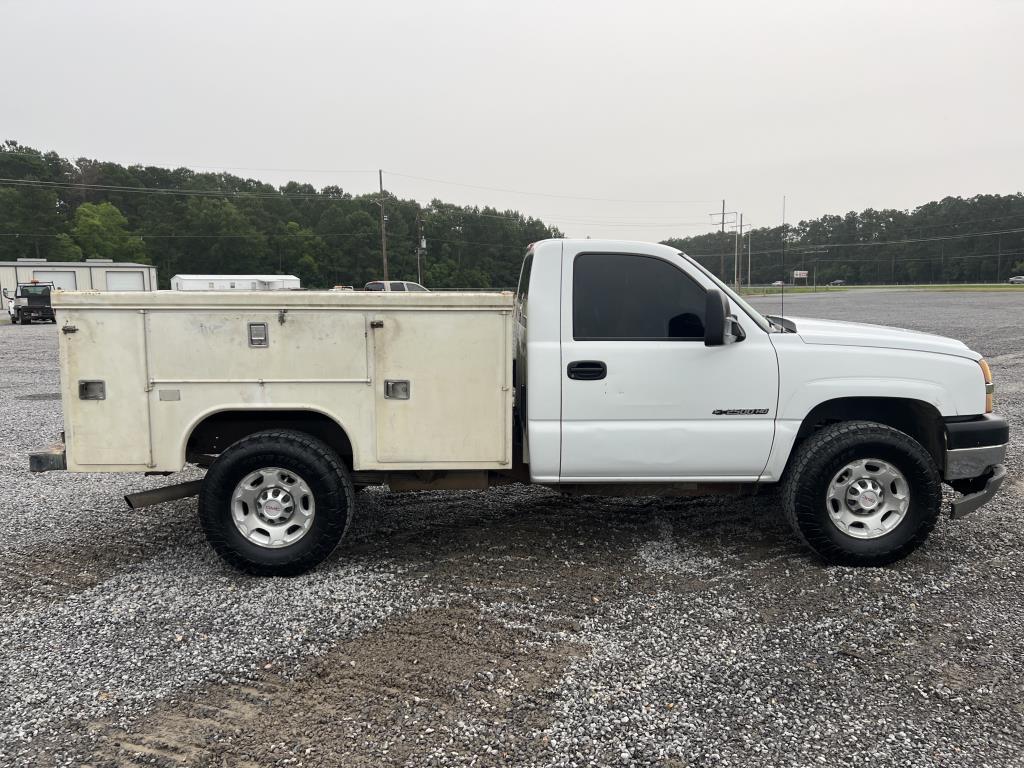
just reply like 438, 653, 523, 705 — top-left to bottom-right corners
0, 258, 157, 310
170, 274, 301, 291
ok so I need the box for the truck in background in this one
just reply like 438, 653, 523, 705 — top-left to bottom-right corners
4, 281, 56, 324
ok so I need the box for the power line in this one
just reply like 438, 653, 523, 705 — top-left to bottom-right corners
0, 177, 349, 201
899, 211, 1024, 233
0, 149, 379, 176
0, 229, 535, 251
0, 178, 542, 223
0, 177, 720, 229
385, 171, 716, 205
0, 153, 719, 206
685, 226, 1024, 259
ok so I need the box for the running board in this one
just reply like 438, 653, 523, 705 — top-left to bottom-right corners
125, 480, 204, 510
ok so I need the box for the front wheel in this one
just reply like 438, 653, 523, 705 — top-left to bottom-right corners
199, 430, 355, 576
782, 421, 942, 566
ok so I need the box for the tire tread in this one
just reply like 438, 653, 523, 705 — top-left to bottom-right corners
781, 420, 941, 566
199, 429, 354, 576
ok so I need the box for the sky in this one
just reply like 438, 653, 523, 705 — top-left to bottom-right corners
2, 0, 1022, 241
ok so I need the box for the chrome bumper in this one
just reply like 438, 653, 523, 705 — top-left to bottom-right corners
945, 443, 1008, 480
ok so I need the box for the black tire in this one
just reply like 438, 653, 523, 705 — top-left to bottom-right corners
782, 420, 941, 566
199, 429, 355, 576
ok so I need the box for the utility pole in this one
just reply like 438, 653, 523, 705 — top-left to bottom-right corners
415, 213, 425, 285
710, 205, 737, 280
734, 213, 742, 291
997, 235, 1002, 284
378, 169, 389, 280
747, 230, 752, 288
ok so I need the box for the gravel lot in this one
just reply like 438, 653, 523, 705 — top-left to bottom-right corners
1, 290, 1021, 767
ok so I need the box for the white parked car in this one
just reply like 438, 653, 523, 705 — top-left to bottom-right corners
1008, 276, 1024, 284
32, 239, 1007, 576
364, 280, 429, 292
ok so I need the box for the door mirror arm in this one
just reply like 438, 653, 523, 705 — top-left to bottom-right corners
704, 289, 743, 346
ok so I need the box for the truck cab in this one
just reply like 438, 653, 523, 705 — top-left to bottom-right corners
517, 240, 778, 483
515, 239, 1006, 558
4, 280, 56, 325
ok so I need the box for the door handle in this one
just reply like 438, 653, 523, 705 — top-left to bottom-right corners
567, 360, 607, 381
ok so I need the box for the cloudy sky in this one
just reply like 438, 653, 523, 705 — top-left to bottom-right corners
2, 0, 1022, 240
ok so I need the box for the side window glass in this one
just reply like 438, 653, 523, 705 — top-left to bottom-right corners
389, 282, 407, 292
516, 252, 533, 322
573, 253, 705, 340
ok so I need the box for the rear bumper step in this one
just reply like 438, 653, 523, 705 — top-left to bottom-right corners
29, 444, 67, 472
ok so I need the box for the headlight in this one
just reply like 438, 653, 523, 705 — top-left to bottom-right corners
978, 358, 993, 413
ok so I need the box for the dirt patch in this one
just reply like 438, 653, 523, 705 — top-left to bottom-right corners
70, 491, 675, 767
87, 603, 583, 767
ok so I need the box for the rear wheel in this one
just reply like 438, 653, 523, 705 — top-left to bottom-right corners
782, 421, 941, 566
199, 430, 355, 576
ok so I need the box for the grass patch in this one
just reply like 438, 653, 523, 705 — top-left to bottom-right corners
742, 283, 1024, 296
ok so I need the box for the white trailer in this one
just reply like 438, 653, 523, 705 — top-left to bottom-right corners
170, 274, 301, 291
0, 259, 156, 311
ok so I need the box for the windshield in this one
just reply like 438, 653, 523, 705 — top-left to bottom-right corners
674, 251, 773, 333
19, 285, 51, 297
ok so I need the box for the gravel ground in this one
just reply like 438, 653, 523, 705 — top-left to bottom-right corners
0, 291, 1021, 767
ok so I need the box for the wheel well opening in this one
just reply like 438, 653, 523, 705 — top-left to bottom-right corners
186, 410, 354, 466
795, 397, 945, 470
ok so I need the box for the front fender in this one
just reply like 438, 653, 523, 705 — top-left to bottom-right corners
759, 341, 986, 482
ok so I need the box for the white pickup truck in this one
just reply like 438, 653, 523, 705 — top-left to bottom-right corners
31, 239, 1008, 576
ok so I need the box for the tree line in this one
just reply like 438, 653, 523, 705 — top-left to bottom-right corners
665, 197, 1024, 286
2, 140, 1023, 288
0, 141, 559, 289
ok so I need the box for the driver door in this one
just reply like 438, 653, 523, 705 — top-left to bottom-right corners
559, 247, 778, 481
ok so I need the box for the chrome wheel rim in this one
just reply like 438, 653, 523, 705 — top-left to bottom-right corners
826, 458, 909, 540
231, 467, 316, 548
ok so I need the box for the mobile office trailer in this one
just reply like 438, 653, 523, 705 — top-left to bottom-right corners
170, 275, 301, 291
0, 259, 157, 311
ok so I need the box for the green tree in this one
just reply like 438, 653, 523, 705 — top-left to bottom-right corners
71, 202, 147, 263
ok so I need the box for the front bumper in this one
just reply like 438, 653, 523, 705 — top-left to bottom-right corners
950, 465, 1007, 519
944, 415, 1009, 518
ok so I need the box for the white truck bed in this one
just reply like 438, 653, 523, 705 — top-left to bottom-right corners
53, 290, 514, 473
